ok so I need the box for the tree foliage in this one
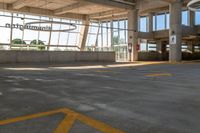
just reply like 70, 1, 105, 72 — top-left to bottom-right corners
12, 38, 26, 44
30, 39, 45, 45
30, 39, 45, 50
112, 36, 125, 45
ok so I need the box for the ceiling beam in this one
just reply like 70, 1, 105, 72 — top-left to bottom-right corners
54, 2, 89, 15
0, 3, 86, 20
12, 0, 33, 9
81, 0, 135, 9
89, 9, 127, 19
161, 0, 181, 3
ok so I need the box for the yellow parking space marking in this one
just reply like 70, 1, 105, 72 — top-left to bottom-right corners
54, 115, 77, 133
0, 108, 126, 133
61, 108, 125, 133
145, 73, 172, 77
0, 109, 63, 125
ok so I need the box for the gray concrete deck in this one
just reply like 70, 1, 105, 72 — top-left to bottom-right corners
0, 62, 200, 133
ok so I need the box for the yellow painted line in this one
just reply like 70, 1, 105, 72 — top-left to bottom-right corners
77, 112, 125, 133
53, 114, 77, 133
0, 108, 126, 133
61, 108, 126, 133
145, 73, 172, 77
0, 109, 63, 125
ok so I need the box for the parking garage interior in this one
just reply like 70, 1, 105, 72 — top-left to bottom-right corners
0, 0, 200, 133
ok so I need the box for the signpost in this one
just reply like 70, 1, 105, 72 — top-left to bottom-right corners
170, 35, 176, 45
128, 43, 132, 61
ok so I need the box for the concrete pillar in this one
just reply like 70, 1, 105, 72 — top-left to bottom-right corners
79, 16, 90, 51
156, 40, 162, 53
189, 10, 195, 27
128, 9, 139, 61
169, 1, 182, 62
188, 41, 194, 53
148, 12, 153, 32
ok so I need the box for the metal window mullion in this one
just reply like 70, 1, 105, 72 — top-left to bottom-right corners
165, 12, 167, 29
101, 22, 103, 49
106, 21, 109, 47
57, 19, 62, 47
95, 22, 100, 48
47, 18, 53, 50
10, 13, 14, 49
37, 16, 41, 44
118, 20, 120, 43
155, 14, 157, 31
110, 20, 114, 47
22, 14, 25, 44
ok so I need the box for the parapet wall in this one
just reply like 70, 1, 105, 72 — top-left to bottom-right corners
0, 51, 115, 64
138, 52, 200, 61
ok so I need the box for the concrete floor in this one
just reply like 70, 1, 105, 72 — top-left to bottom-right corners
0, 62, 200, 133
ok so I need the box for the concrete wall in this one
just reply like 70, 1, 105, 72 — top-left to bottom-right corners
138, 52, 200, 61
0, 51, 115, 64
138, 52, 164, 61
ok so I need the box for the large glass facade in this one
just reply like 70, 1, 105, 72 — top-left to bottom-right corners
0, 11, 82, 51
0, 12, 11, 48
86, 19, 128, 61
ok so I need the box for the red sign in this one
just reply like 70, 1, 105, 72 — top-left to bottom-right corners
136, 44, 140, 51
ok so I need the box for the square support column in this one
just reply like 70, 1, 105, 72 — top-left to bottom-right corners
79, 16, 90, 51
128, 9, 139, 61
169, 1, 183, 62
148, 13, 153, 32
156, 40, 162, 53
188, 41, 195, 53
189, 10, 195, 27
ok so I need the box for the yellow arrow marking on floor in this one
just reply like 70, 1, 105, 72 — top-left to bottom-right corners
0, 108, 126, 133
145, 73, 172, 77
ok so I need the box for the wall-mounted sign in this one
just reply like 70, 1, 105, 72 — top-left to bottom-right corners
5, 21, 77, 32
170, 35, 176, 45
128, 43, 132, 52
136, 44, 140, 51
5, 23, 52, 31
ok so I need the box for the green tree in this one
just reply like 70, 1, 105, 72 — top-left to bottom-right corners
30, 39, 45, 50
112, 36, 120, 46
112, 36, 125, 46
12, 38, 26, 44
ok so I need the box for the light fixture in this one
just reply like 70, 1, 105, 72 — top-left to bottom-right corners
187, 0, 200, 11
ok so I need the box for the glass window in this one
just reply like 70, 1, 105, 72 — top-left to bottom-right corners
23, 18, 39, 44
156, 14, 165, 30
140, 17, 147, 32
182, 10, 189, 26
140, 43, 147, 51
148, 43, 157, 51
166, 13, 170, 29
68, 33, 78, 45
195, 11, 200, 25
86, 22, 99, 47
12, 14, 24, 42
0, 14, 11, 44
153, 16, 156, 31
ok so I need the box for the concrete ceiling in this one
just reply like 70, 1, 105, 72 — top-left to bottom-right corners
0, 0, 190, 20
